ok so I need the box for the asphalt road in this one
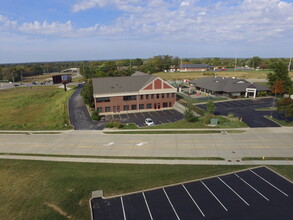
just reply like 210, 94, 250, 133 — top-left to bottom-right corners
68, 88, 105, 130
197, 98, 281, 128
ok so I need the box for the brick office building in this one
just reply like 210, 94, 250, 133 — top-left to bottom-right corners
93, 72, 177, 115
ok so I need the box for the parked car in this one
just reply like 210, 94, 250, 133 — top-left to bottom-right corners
145, 118, 155, 126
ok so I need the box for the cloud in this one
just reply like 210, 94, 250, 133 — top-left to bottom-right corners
1, 0, 293, 44
71, 0, 142, 12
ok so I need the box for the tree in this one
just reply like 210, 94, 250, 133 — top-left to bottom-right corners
206, 100, 216, 114
277, 98, 293, 118
250, 56, 262, 68
271, 81, 285, 95
81, 80, 94, 108
184, 102, 198, 122
267, 61, 293, 93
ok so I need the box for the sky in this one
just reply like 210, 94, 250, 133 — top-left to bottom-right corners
0, 0, 293, 64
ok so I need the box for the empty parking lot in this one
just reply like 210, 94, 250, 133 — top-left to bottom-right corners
197, 98, 281, 127
91, 167, 293, 220
105, 109, 183, 127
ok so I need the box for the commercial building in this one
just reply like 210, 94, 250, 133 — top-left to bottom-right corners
93, 72, 177, 115
189, 77, 269, 98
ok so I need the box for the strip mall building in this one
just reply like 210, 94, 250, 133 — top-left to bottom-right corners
93, 72, 177, 115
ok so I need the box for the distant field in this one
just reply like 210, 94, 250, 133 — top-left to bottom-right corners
154, 70, 293, 81
0, 87, 74, 130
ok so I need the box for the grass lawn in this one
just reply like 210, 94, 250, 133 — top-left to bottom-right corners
105, 130, 245, 134
0, 159, 292, 220
0, 87, 74, 130
0, 159, 255, 220
153, 70, 293, 81
141, 116, 247, 129
264, 115, 293, 126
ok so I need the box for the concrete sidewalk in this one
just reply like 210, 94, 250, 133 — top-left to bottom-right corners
1, 154, 293, 166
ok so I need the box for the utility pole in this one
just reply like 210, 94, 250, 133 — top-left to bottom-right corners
288, 57, 292, 72
234, 56, 237, 71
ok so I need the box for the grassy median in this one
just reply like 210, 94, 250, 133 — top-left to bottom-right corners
1, 159, 292, 220
0, 87, 74, 130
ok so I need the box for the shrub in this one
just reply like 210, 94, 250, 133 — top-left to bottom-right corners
91, 110, 100, 120
204, 113, 212, 124
105, 121, 122, 128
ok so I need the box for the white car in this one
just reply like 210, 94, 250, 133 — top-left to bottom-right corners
145, 118, 155, 126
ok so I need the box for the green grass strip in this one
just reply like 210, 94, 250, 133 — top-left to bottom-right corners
104, 130, 245, 134
0, 152, 225, 161
242, 157, 293, 161
0, 132, 62, 135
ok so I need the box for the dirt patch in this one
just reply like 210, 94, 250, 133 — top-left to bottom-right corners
44, 202, 73, 219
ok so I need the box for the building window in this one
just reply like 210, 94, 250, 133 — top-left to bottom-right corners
124, 105, 129, 111
146, 103, 152, 109
169, 102, 172, 107
96, 97, 110, 102
97, 107, 103, 113
113, 106, 116, 112
162, 93, 165, 98
167, 93, 170, 98
163, 102, 168, 107
105, 107, 111, 112
151, 94, 154, 99
139, 104, 144, 109
172, 93, 175, 98
140, 95, 143, 100
156, 94, 160, 99
131, 105, 137, 110
123, 95, 137, 101
146, 95, 149, 99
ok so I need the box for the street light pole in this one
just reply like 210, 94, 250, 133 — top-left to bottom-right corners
270, 88, 277, 118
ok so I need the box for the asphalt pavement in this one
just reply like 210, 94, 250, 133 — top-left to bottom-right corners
197, 98, 281, 128
68, 88, 105, 130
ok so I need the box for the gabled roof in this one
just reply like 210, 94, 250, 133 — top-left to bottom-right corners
93, 72, 156, 95
190, 77, 269, 93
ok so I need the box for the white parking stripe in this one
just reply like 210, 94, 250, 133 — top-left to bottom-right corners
250, 170, 289, 197
162, 188, 180, 220
142, 192, 153, 220
218, 177, 250, 206
201, 181, 228, 211
120, 197, 127, 220
182, 184, 205, 217
234, 173, 269, 201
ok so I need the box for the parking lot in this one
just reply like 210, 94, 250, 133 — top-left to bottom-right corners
91, 167, 293, 220
197, 98, 281, 127
104, 109, 183, 127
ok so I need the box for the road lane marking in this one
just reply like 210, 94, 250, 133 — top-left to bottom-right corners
182, 184, 205, 217
250, 170, 288, 197
201, 181, 228, 211
234, 173, 269, 201
218, 177, 250, 206
120, 197, 127, 220
136, 142, 148, 147
103, 142, 115, 147
142, 192, 153, 220
162, 188, 180, 220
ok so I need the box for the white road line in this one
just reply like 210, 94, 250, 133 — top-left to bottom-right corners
142, 192, 153, 220
182, 184, 205, 217
136, 142, 148, 147
234, 173, 269, 201
218, 177, 250, 206
103, 142, 115, 147
201, 181, 228, 211
162, 188, 180, 220
120, 197, 127, 220
250, 170, 288, 197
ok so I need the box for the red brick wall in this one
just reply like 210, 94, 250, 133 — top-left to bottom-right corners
95, 93, 176, 114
